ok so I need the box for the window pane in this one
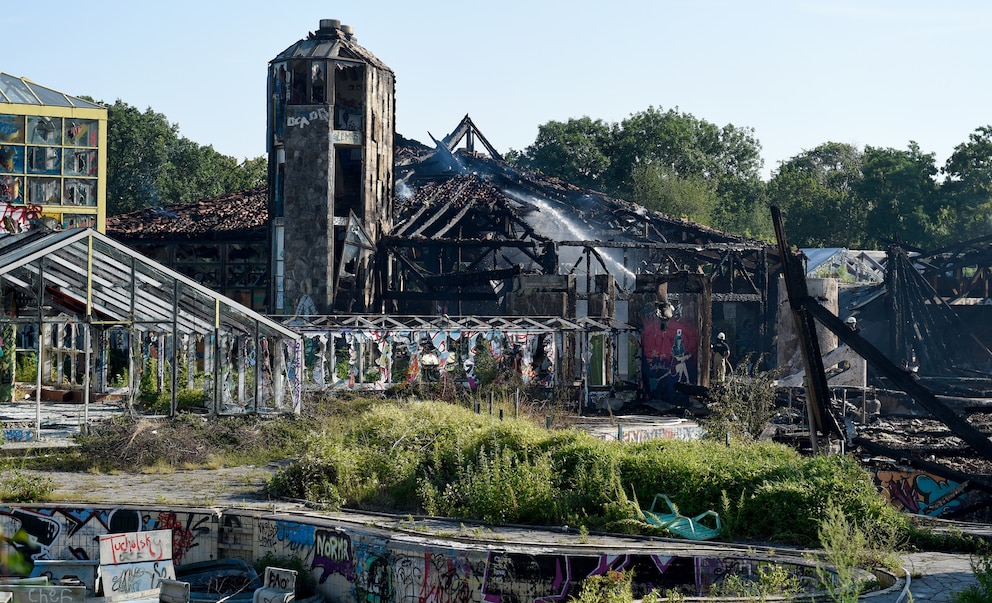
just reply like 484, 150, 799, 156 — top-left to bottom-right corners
26, 177, 61, 204
63, 149, 97, 176
0, 115, 25, 144
0, 145, 25, 174
0, 175, 24, 204
62, 214, 96, 229
65, 119, 99, 147
27, 147, 61, 175
63, 178, 97, 206
27, 116, 62, 145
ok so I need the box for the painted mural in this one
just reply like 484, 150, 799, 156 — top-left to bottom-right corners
873, 468, 967, 517
639, 296, 700, 403
0, 506, 218, 575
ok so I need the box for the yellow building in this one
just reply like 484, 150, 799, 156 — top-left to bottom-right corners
0, 73, 107, 233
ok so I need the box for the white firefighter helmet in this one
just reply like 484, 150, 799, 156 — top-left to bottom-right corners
717, 332, 726, 340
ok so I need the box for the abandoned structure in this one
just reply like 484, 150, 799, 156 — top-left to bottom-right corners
0, 74, 107, 233
267, 19, 394, 316
0, 228, 302, 434
103, 20, 782, 410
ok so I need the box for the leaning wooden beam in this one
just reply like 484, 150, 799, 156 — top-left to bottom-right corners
772, 206, 843, 447
804, 299, 992, 463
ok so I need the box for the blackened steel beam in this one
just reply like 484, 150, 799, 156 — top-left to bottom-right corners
772, 206, 844, 444
804, 299, 992, 463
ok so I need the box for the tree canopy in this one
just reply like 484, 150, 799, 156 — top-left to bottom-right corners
511, 106, 770, 239
100, 99, 265, 216
514, 106, 992, 252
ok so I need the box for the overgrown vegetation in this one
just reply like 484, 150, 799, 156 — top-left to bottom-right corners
811, 501, 900, 602
55, 391, 968, 556
702, 356, 779, 443
0, 464, 55, 502
258, 396, 908, 547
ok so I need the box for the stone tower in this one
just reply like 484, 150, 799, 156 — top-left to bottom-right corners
267, 19, 394, 315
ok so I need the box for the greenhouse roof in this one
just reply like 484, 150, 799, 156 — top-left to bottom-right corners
0, 73, 103, 109
0, 228, 298, 340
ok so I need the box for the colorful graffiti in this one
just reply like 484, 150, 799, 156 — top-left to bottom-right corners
242, 516, 814, 602
0, 506, 217, 572
640, 306, 700, 403
874, 468, 966, 517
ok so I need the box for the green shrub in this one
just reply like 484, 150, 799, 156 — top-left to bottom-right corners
15, 353, 37, 382
811, 502, 880, 603
429, 444, 558, 524
0, 467, 55, 502
703, 357, 778, 443
710, 562, 802, 599
265, 439, 345, 509
260, 399, 908, 547
570, 570, 633, 603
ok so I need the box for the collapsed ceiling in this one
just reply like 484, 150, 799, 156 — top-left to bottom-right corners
387, 116, 777, 318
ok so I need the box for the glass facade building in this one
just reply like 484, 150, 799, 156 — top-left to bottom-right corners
0, 73, 107, 233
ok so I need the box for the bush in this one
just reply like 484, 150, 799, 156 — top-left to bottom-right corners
0, 467, 54, 502
703, 356, 778, 443
263, 399, 906, 548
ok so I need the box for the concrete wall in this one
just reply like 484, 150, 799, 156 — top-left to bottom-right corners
775, 276, 839, 373
0, 504, 819, 602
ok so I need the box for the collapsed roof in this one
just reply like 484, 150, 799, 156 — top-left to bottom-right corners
106, 187, 267, 241
387, 115, 777, 315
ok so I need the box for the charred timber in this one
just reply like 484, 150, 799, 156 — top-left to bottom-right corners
772, 206, 843, 443
804, 299, 992, 463
423, 267, 521, 286
385, 237, 546, 249
556, 240, 769, 251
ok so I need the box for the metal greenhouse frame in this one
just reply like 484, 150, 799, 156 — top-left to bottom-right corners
0, 229, 302, 438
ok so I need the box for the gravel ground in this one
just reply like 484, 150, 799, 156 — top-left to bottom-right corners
9, 463, 289, 507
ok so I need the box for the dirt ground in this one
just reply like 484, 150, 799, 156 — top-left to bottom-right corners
11, 462, 290, 508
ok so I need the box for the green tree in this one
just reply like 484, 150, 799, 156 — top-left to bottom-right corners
858, 143, 944, 250
513, 117, 613, 192
160, 138, 266, 205
100, 99, 265, 216
105, 100, 174, 215
514, 106, 767, 237
766, 142, 864, 247
630, 164, 719, 225
942, 125, 992, 241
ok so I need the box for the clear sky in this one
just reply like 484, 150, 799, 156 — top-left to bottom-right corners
7, 1, 990, 180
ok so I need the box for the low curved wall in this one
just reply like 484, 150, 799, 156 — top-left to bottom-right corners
0, 504, 827, 602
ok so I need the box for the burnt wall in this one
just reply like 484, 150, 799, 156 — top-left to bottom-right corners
283, 106, 335, 313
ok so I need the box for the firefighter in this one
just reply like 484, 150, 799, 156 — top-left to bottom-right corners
712, 332, 731, 382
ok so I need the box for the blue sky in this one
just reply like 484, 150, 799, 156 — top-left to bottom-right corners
7, 1, 991, 180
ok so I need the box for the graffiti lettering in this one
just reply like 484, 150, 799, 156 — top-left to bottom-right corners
258, 521, 278, 549
19, 585, 84, 603
0, 202, 42, 234
312, 528, 354, 583
110, 565, 150, 593
287, 108, 330, 129
100, 529, 171, 564
275, 521, 314, 551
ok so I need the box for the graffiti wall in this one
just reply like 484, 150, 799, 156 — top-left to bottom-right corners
872, 467, 968, 518
0, 506, 218, 573
219, 510, 816, 603
0, 505, 821, 602
637, 298, 701, 404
